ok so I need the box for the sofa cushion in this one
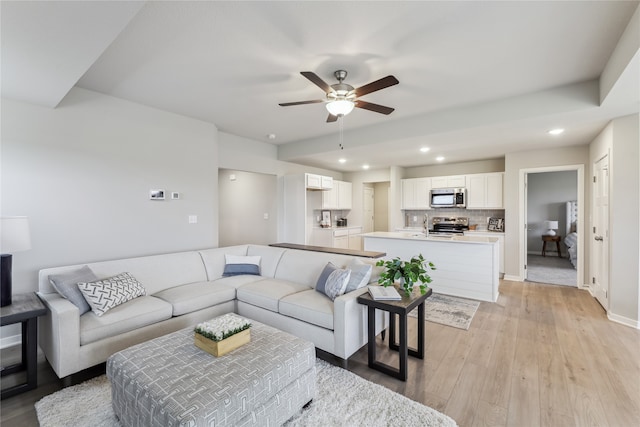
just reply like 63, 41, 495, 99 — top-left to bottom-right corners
48, 265, 97, 315
200, 246, 248, 280
80, 296, 172, 345
236, 278, 309, 312
246, 245, 286, 278
211, 275, 267, 289
279, 289, 334, 330
78, 272, 146, 317
153, 281, 236, 316
223, 255, 261, 276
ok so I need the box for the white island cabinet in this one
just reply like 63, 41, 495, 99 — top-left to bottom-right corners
362, 232, 499, 302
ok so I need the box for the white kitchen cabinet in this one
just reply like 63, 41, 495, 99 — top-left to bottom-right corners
431, 175, 466, 189
348, 227, 363, 250
322, 180, 352, 209
401, 178, 430, 209
311, 227, 358, 248
306, 173, 333, 190
466, 172, 504, 209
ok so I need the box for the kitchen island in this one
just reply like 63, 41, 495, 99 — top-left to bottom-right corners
362, 232, 499, 302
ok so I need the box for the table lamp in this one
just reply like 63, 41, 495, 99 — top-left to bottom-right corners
543, 220, 559, 236
1, 216, 32, 306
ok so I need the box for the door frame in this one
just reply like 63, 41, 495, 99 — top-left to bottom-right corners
518, 164, 585, 287
592, 153, 610, 309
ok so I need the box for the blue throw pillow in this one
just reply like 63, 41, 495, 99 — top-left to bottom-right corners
223, 255, 261, 277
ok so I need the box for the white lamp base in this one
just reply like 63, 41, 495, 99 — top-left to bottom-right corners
544, 229, 556, 236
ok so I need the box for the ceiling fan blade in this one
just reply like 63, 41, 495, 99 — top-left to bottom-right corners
301, 71, 334, 93
355, 100, 395, 115
326, 114, 338, 123
354, 75, 399, 97
279, 100, 324, 107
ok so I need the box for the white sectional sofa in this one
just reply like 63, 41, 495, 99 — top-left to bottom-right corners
37, 244, 387, 379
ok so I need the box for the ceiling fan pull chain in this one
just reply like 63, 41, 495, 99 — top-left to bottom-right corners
339, 115, 344, 150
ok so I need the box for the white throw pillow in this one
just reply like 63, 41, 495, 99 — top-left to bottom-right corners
78, 272, 146, 317
345, 258, 373, 293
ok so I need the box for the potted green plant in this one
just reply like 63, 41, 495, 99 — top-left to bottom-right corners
375, 254, 435, 295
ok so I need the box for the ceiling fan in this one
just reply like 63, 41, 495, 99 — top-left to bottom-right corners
279, 70, 399, 122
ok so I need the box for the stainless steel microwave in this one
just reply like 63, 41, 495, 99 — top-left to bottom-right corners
430, 188, 466, 208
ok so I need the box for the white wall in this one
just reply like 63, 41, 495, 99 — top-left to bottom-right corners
404, 158, 505, 178
1, 88, 219, 291
218, 169, 277, 246
527, 171, 578, 253
504, 146, 590, 281
1, 88, 220, 341
373, 182, 390, 231
591, 114, 640, 325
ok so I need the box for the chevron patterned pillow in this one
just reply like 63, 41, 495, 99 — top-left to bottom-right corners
78, 272, 146, 317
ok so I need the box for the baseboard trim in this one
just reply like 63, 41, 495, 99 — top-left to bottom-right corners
0, 334, 21, 349
607, 312, 640, 329
503, 274, 522, 281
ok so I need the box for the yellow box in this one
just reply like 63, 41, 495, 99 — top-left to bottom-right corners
194, 329, 250, 357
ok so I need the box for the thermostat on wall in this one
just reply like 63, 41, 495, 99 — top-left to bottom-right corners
149, 189, 165, 200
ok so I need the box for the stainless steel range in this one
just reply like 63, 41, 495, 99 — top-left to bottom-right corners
430, 217, 469, 235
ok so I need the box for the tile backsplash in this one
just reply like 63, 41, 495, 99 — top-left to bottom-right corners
404, 209, 505, 230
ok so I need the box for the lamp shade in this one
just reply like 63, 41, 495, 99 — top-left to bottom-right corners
326, 100, 355, 117
544, 220, 559, 230
1, 216, 31, 253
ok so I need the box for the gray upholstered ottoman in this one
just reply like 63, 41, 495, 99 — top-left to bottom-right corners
106, 319, 316, 426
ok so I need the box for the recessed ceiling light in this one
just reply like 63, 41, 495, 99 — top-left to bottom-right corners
267, 133, 276, 140
548, 128, 565, 135
420, 147, 430, 153
338, 158, 346, 164
362, 164, 370, 170
436, 156, 445, 162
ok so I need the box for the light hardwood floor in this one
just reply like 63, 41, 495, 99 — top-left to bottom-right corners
1, 279, 639, 426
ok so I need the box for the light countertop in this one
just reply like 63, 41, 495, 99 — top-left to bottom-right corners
362, 231, 499, 244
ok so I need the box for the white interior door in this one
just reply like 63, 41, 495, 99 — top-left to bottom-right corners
593, 155, 610, 309
523, 173, 529, 280
363, 187, 374, 233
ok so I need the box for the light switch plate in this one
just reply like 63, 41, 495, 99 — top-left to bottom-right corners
171, 192, 180, 200
188, 215, 197, 224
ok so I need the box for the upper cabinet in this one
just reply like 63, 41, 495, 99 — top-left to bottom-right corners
306, 173, 333, 190
431, 175, 466, 189
466, 172, 504, 209
322, 180, 352, 210
401, 178, 431, 209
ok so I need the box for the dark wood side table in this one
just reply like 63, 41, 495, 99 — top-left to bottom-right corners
541, 235, 562, 257
0, 292, 47, 399
357, 286, 432, 381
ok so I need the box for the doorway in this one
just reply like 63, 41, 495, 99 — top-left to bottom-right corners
525, 170, 578, 286
519, 165, 584, 287
363, 181, 390, 232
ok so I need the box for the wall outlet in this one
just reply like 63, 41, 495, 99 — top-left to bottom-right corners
263, 213, 269, 220
413, 216, 417, 222
188, 215, 198, 224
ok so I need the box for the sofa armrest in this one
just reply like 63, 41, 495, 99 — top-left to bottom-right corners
37, 292, 81, 378
333, 286, 388, 360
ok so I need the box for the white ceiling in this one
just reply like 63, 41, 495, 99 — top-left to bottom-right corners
2, 1, 639, 172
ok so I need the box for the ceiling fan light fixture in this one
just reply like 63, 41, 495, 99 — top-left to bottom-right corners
326, 99, 355, 117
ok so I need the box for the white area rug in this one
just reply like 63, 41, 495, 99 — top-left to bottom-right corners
409, 293, 480, 330
36, 359, 457, 427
